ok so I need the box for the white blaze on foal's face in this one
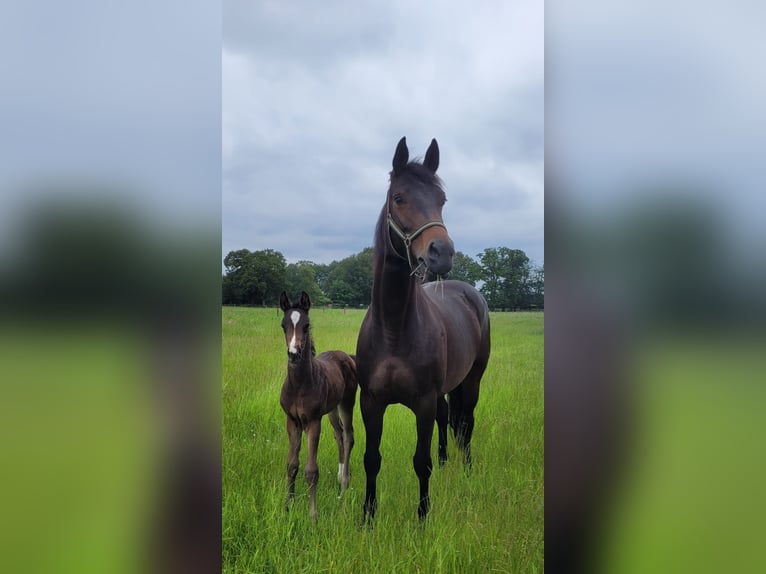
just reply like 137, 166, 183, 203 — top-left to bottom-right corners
288, 310, 301, 354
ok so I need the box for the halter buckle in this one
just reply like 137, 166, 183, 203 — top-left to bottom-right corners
386, 213, 446, 274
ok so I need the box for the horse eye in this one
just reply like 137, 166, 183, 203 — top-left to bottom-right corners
303, 323, 310, 332
393, 194, 404, 205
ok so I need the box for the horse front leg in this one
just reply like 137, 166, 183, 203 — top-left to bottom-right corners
304, 418, 321, 521
414, 396, 437, 520
361, 389, 385, 523
285, 415, 301, 511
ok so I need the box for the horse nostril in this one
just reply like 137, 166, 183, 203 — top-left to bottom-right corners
425, 239, 455, 275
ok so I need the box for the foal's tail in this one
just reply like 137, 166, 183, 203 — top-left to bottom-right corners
342, 353, 358, 390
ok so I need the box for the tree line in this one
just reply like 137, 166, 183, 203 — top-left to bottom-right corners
222, 247, 543, 311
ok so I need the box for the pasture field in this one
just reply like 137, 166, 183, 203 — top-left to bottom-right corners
222, 306, 544, 573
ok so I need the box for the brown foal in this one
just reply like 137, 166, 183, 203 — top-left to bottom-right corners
278, 291, 357, 521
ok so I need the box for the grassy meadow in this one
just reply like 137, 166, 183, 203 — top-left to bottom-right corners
222, 306, 544, 573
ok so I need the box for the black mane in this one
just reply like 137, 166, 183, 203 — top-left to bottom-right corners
390, 160, 444, 189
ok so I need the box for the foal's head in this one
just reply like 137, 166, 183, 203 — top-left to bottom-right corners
279, 291, 314, 366
386, 137, 455, 277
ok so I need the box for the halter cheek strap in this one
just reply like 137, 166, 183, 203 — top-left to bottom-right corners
387, 212, 446, 273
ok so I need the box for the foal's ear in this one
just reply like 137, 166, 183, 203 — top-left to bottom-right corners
300, 291, 311, 311
279, 291, 290, 312
424, 138, 439, 173
392, 136, 409, 175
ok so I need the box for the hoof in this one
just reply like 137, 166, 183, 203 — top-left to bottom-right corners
417, 498, 431, 521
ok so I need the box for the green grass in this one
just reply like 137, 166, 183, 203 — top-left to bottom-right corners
222, 307, 544, 573
600, 335, 766, 573
0, 324, 156, 574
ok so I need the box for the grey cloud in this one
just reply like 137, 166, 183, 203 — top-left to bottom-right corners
223, 0, 543, 265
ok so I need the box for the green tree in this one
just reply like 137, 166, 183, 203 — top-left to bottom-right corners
313, 263, 331, 296
325, 247, 373, 306
222, 274, 238, 305
223, 248, 256, 304
222, 248, 286, 305
285, 261, 329, 306
223, 249, 252, 275
446, 251, 482, 285
477, 247, 531, 310
500, 249, 531, 309
250, 249, 286, 306
477, 247, 504, 309
528, 263, 544, 308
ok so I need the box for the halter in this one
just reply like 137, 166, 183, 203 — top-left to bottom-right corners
386, 208, 446, 275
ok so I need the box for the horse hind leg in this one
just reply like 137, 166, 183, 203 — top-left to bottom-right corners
452, 362, 486, 472
327, 408, 346, 493
447, 385, 464, 440
448, 385, 473, 470
338, 400, 355, 494
436, 395, 448, 466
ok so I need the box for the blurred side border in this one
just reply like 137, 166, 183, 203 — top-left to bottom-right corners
0, 3, 222, 573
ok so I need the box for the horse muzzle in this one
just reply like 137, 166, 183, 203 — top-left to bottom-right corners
287, 349, 302, 365
419, 237, 455, 277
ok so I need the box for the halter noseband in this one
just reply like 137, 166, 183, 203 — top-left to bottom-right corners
386, 211, 446, 274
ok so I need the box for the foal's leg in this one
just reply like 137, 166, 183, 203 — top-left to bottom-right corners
285, 415, 302, 511
327, 408, 345, 492
304, 418, 321, 521
338, 399, 355, 493
436, 395, 449, 466
413, 395, 437, 520
361, 390, 385, 522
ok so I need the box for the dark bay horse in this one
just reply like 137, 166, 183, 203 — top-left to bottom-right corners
279, 291, 357, 521
356, 137, 491, 521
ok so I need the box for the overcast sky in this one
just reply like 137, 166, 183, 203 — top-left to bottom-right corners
0, 1, 220, 259
223, 0, 543, 266
547, 1, 766, 251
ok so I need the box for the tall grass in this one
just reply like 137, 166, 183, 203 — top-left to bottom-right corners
223, 307, 543, 573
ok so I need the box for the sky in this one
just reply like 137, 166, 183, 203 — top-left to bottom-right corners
222, 0, 544, 266
0, 1, 221, 259
547, 1, 766, 252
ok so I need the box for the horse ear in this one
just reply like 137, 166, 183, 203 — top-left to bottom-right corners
300, 291, 311, 310
424, 138, 439, 173
392, 136, 409, 175
279, 291, 290, 311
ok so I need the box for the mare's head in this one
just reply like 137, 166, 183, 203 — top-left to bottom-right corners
279, 291, 314, 366
385, 137, 455, 276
